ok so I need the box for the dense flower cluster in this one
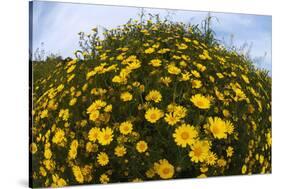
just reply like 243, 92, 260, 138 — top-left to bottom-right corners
31, 18, 271, 187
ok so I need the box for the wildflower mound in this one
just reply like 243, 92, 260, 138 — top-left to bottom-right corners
31, 19, 271, 187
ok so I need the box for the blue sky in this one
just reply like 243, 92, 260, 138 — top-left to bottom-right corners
31, 1, 272, 73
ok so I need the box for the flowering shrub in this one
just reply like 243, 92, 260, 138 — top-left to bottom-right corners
30, 18, 271, 187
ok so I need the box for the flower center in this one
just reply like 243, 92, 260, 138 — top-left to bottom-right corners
181, 132, 189, 140
139, 143, 145, 149
162, 167, 170, 175
194, 147, 202, 157
196, 100, 204, 107
104, 134, 110, 140
150, 113, 157, 120
123, 126, 129, 131
212, 125, 220, 134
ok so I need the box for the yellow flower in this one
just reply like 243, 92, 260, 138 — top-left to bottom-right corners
97, 152, 109, 166
59, 109, 69, 121
241, 74, 250, 84
120, 68, 131, 77
43, 159, 55, 171
216, 73, 224, 79
67, 74, 75, 82
173, 105, 187, 118
57, 84, 64, 92
209, 76, 215, 83
149, 59, 162, 67
30, 142, 37, 154
223, 109, 230, 118
57, 178, 67, 187
68, 140, 78, 159
145, 107, 163, 123
120, 91, 133, 102
40, 109, 48, 119
190, 94, 211, 109
136, 140, 148, 153
104, 104, 112, 112
183, 37, 191, 42
85, 142, 95, 153
72, 166, 84, 183
160, 77, 172, 86
89, 110, 100, 122
267, 132, 272, 146
67, 65, 76, 74
176, 43, 188, 50
116, 54, 124, 61
215, 89, 225, 101
164, 112, 180, 126
189, 140, 210, 163
68, 148, 77, 160
179, 60, 187, 67
191, 70, 200, 78
52, 129, 65, 144
86, 70, 97, 80
139, 85, 145, 92
145, 90, 162, 103
88, 127, 100, 142
112, 75, 124, 83
199, 50, 212, 60
39, 166, 47, 177
127, 61, 141, 70
87, 100, 107, 113
114, 146, 127, 157
154, 159, 174, 179
233, 88, 247, 101
167, 103, 178, 112
173, 124, 198, 147
206, 152, 217, 166
259, 155, 264, 164
208, 117, 228, 139
100, 174, 109, 184
167, 64, 181, 75
48, 99, 58, 110
119, 121, 133, 135
69, 139, 78, 148
242, 165, 247, 174
75, 91, 82, 97
197, 174, 207, 178
146, 167, 156, 178
226, 146, 234, 157
66, 59, 77, 66
144, 47, 155, 54
97, 127, 114, 145
86, 70, 95, 80
158, 48, 170, 54
191, 79, 202, 88
180, 71, 191, 81
44, 148, 52, 159
201, 167, 209, 173
196, 63, 206, 72
225, 120, 234, 134
121, 47, 129, 51
69, 98, 77, 106
217, 158, 227, 167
